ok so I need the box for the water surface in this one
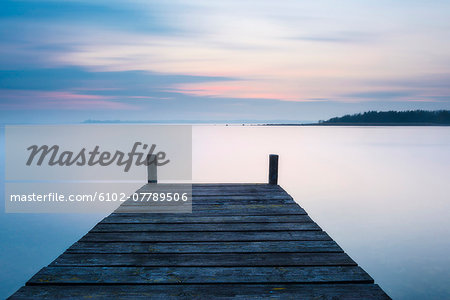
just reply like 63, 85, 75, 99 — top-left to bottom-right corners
1, 126, 449, 299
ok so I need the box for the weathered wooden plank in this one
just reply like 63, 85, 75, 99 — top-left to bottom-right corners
125, 196, 296, 204
91, 222, 321, 232
192, 184, 282, 188
116, 203, 307, 215
191, 189, 292, 198
192, 188, 282, 193
28, 266, 374, 284
190, 189, 285, 195
67, 240, 343, 254
141, 183, 283, 190
102, 214, 313, 224
80, 230, 331, 242
141, 189, 286, 196
189, 192, 287, 197
120, 203, 299, 209
192, 195, 292, 199
191, 196, 293, 200
114, 208, 306, 215
193, 183, 284, 188
191, 183, 282, 187
114, 206, 193, 214
139, 184, 283, 191
192, 194, 295, 203
113, 208, 305, 215
10, 284, 391, 300
138, 184, 286, 196
190, 199, 296, 204
188, 191, 286, 199
51, 252, 356, 267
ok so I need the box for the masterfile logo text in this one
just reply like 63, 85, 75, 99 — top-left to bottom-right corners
25, 142, 169, 172
4, 124, 192, 213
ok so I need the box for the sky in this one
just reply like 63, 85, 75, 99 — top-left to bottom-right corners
1, 0, 450, 123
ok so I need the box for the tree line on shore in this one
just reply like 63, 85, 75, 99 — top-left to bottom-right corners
319, 110, 450, 124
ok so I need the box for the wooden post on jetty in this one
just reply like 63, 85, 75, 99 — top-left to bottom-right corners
268, 154, 278, 185
147, 154, 157, 184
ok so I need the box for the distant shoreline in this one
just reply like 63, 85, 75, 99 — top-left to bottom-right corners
263, 122, 450, 126
81, 110, 450, 126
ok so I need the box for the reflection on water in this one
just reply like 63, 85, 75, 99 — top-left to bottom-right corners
1, 125, 450, 299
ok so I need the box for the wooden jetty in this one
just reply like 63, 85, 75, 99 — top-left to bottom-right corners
10, 155, 390, 299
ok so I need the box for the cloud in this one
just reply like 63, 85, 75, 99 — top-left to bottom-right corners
344, 91, 415, 99
0, 67, 238, 110
371, 73, 450, 90
0, 89, 135, 110
0, 67, 236, 91
357, 73, 450, 103
294, 31, 378, 44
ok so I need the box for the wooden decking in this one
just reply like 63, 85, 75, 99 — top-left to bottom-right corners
10, 183, 390, 299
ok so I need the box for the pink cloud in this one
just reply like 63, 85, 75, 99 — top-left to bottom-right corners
170, 82, 307, 101
0, 89, 137, 110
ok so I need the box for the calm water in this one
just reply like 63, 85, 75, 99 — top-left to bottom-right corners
1, 126, 449, 299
